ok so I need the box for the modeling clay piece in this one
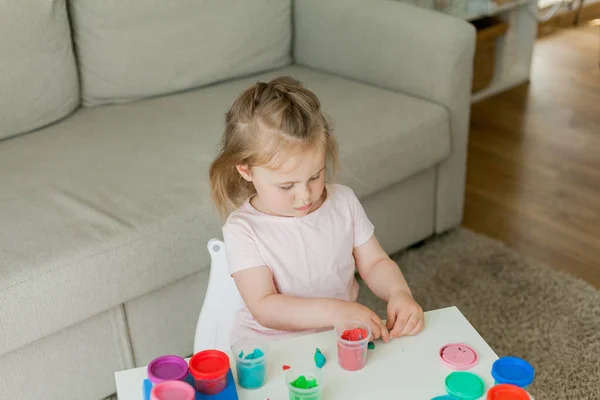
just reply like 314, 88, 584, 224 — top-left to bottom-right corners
314, 348, 326, 368
341, 328, 368, 341
282, 365, 291, 370
243, 348, 265, 360
368, 341, 375, 350
290, 375, 319, 389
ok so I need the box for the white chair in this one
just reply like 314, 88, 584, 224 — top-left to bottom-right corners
193, 239, 245, 353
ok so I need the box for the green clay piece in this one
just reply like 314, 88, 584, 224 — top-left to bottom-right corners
314, 348, 326, 368
238, 350, 244, 358
368, 341, 375, 350
290, 375, 319, 389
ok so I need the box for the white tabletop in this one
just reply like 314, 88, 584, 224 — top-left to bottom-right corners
115, 306, 500, 399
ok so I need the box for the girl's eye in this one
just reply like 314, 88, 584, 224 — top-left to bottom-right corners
279, 184, 294, 191
310, 174, 321, 182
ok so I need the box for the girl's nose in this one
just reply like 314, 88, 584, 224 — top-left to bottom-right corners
297, 184, 311, 201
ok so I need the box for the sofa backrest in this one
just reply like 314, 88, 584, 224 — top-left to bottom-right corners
0, 0, 80, 140
69, 0, 293, 107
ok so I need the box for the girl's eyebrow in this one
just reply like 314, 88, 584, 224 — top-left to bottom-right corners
277, 166, 326, 185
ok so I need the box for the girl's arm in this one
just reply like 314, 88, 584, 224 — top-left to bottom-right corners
353, 235, 412, 301
232, 265, 389, 339
353, 235, 424, 337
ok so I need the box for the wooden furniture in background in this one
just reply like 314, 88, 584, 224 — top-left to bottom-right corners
434, 0, 539, 102
538, 0, 600, 37
471, 17, 510, 92
463, 25, 600, 288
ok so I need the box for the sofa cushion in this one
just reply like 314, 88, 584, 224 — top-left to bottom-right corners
69, 0, 292, 107
0, 65, 449, 355
0, 0, 79, 140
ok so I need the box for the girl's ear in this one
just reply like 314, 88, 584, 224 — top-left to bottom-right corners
236, 165, 252, 182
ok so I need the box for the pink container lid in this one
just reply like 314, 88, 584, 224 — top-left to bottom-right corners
147, 355, 189, 384
440, 343, 478, 370
150, 380, 195, 400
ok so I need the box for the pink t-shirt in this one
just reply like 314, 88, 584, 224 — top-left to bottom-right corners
222, 184, 375, 344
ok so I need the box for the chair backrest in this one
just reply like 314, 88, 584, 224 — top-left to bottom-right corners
193, 239, 245, 353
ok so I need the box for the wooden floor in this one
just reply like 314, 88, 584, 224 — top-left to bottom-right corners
463, 24, 600, 288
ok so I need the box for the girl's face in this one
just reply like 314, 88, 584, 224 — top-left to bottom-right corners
237, 149, 326, 217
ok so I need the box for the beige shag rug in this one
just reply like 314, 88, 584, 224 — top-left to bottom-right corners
106, 229, 600, 399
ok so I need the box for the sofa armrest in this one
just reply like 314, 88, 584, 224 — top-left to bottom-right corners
294, 0, 476, 231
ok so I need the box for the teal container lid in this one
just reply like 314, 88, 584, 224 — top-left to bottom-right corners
431, 396, 459, 400
491, 356, 534, 387
445, 371, 485, 400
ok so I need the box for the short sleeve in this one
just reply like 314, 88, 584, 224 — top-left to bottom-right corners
222, 216, 266, 275
340, 186, 375, 248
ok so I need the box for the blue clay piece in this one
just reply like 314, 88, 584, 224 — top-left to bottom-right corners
244, 348, 264, 360
314, 348, 326, 369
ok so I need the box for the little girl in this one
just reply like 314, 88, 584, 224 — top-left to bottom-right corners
209, 76, 424, 345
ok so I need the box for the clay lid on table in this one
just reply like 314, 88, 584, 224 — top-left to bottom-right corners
445, 371, 485, 400
491, 356, 535, 387
487, 383, 530, 400
440, 343, 478, 370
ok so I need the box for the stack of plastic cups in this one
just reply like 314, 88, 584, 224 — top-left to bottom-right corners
335, 320, 371, 371
286, 366, 322, 400
189, 350, 231, 395
232, 338, 269, 390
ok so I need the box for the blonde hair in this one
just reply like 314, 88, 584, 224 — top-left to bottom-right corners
209, 76, 338, 218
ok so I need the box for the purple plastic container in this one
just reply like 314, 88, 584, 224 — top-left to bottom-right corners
147, 355, 189, 384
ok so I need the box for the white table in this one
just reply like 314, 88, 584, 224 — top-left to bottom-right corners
115, 306, 500, 399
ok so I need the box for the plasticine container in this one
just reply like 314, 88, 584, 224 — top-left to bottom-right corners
487, 383, 530, 400
445, 371, 485, 400
150, 380, 195, 400
491, 356, 535, 389
147, 355, 189, 384
335, 320, 371, 371
286, 366, 322, 400
232, 338, 269, 389
189, 350, 230, 395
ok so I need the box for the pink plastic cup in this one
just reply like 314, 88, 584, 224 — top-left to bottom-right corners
150, 380, 195, 400
335, 321, 371, 371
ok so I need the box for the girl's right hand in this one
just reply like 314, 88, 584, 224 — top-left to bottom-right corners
335, 301, 391, 343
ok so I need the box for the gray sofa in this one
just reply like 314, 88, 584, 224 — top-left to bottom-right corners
0, 1, 475, 398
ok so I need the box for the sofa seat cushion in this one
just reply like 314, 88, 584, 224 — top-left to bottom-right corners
0, 65, 449, 355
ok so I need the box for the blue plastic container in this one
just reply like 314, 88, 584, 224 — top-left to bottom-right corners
491, 356, 535, 388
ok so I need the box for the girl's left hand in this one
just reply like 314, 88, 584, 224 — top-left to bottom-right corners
386, 291, 424, 339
